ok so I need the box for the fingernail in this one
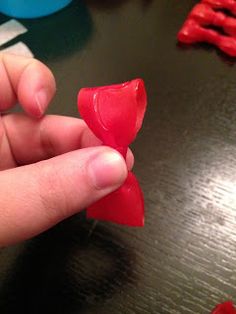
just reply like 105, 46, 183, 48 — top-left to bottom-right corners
35, 88, 50, 116
88, 151, 127, 189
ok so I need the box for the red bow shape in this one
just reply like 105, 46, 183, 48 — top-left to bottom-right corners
178, 0, 236, 57
77, 79, 147, 226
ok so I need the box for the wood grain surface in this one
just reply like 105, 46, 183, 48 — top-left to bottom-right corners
1, 0, 236, 313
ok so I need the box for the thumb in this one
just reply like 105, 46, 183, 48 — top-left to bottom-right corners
0, 147, 127, 246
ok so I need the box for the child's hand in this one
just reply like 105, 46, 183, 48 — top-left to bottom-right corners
0, 54, 130, 247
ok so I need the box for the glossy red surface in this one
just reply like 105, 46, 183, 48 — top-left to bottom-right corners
78, 79, 147, 226
87, 172, 144, 226
202, 0, 236, 14
178, 0, 236, 56
212, 301, 236, 314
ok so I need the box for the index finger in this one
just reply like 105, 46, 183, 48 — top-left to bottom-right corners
0, 53, 56, 118
1, 114, 134, 169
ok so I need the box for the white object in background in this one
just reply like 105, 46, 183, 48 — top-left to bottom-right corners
1, 42, 34, 57
0, 19, 27, 46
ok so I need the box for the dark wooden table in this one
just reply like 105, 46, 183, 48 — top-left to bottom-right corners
1, 0, 236, 313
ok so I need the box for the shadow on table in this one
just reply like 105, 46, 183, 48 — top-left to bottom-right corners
1, 0, 154, 62
0, 215, 135, 314
84, 0, 153, 10
19, 0, 93, 62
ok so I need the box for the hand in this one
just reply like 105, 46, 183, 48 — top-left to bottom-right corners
0, 54, 131, 247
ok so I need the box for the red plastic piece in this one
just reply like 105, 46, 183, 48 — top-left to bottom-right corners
211, 301, 236, 314
177, 0, 236, 56
202, 0, 236, 15
190, 3, 236, 37
77, 79, 147, 226
88, 172, 144, 226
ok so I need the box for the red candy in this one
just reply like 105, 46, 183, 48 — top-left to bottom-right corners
88, 172, 144, 226
211, 301, 236, 314
77, 79, 147, 226
177, 0, 236, 56
203, 0, 236, 14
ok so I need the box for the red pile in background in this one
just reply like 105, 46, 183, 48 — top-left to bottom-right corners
178, 0, 236, 56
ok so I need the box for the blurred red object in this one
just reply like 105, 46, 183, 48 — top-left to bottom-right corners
202, 0, 236, 15
211, 301, 236, 314
177, 0, 236, 56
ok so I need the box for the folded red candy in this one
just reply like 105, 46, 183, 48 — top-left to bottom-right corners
177, 0, 236, 56
211, 301, 236, 314
77, 79, 147, 226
